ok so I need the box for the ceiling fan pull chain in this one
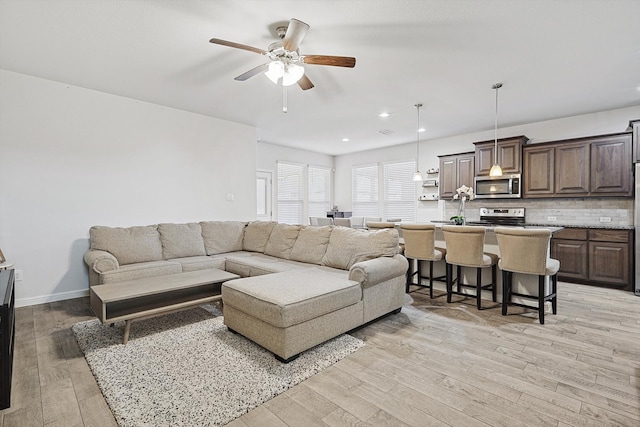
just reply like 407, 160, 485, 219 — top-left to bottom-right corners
282, 85, 288, 113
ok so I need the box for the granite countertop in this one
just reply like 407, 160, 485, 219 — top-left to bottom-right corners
525, 223, 634, 230
429, 220, 634, 231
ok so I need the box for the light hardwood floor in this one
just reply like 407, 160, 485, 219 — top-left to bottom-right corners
1, 282, 639, 426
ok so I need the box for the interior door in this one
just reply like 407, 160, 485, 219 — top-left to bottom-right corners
256, 170, 273, 221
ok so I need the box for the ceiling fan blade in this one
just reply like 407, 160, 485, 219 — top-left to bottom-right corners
297, 74, 314, 90
234, 63, 270, 81
209, 38, 267, 55
301, 55, 356, 68
282, 18, 309, 51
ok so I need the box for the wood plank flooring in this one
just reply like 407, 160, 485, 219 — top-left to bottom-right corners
1, 282, 639, 426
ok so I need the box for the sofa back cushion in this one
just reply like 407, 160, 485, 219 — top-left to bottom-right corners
200, 221, 246, 255
290, 225, 333, 265
158, 223, 206, 259
322, 227, 399, 270
90, 225, 163, 265
264, 224, 301, 259
243, 221, 276, 253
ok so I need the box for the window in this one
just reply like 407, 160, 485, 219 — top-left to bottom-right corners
383, 160, 416, 222
352, 164, 379, 217
308, 165, 331, 219
277, 161, 304, 224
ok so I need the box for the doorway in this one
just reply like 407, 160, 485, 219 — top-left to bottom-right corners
256, 170, 273, 221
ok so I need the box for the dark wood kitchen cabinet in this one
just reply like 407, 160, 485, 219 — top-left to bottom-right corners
523, 145, 555, 197
474, 136, 527, 176
630, 119, 640, 163
523, 132, 632, 198
439, 152, 475, 199
552, 228, 632, 289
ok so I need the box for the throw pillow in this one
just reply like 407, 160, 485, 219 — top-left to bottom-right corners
242, 221, 276, 253
264, 224, 302, 259
90, 225, 163, 265
322, 227, 399, 270
158, 223, 206, 259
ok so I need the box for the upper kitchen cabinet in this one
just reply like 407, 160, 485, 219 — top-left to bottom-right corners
474, 136, 528, 176
439, 152, 475, 199
630, 119, 640, 163
590, 134, 632, 195
523, 132, 632, 198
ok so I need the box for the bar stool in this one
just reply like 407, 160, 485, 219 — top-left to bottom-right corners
494, 227, 559, 324
441, 225, 498, 310
400, 224, 446, 297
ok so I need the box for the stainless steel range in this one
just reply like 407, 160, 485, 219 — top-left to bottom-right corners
466, 207, 526, 226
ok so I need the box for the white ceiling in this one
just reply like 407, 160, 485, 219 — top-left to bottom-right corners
1, 0, 639, 155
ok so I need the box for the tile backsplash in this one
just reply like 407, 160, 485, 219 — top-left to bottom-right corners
445, 198, 634, 227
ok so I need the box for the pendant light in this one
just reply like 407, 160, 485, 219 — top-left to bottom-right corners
489, 83, 503, 177
412, 103, 424, 182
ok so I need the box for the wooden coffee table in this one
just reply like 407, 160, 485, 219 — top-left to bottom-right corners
89, 268, 239, 344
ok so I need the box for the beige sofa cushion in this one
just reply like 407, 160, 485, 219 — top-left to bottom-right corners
158, 223, 206, 259
90, 225, 163, 265
222, 269, 361, 328
290, 225, 333, 265
264, 224, 301, 259
322, 227, 399, 270
243, 221, 276, 253
200, 221, 246, 255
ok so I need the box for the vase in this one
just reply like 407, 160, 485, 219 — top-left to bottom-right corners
457, 197, 466, 225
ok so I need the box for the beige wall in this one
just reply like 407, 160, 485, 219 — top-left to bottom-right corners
0, 70, 257, 306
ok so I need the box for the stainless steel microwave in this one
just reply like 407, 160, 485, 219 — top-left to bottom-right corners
474, 174, 522, 199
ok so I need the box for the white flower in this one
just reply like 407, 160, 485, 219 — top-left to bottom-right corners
452, 185, 475, 201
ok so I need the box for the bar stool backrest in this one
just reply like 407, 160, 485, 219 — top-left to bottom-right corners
367, 222, 395, 229
441, 225, 486, 267
400, 224, 438, 261
494, 227, 551, 275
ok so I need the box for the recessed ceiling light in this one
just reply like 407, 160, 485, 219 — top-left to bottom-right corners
418, 127, 426, 133
342, 138, 349, 142
378, 112, 390, 118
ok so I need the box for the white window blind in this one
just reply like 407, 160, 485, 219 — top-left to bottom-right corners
383, 160, 417, 222
277, 161, 304, 224
352, 164, 379, 217
308, 165, 331, 219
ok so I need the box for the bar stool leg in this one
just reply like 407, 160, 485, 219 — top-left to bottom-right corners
476, 267, 482, 310
446, 263, 453, 303
491, 265, 497, 302
551, 273, 558, 314
429, 261, 434, 299
538, 275, 545, 324
456, 266, 462, 293
501, 270, 509, 316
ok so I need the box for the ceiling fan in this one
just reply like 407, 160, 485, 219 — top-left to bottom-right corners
209, 18, 356, 91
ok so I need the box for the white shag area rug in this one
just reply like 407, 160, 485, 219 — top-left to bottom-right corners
72, 305, 364, 427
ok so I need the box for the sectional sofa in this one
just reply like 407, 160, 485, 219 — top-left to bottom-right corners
84, 220, 408, 360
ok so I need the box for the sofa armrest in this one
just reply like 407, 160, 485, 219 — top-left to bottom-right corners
84, 249, 119, 274
349, 254, 408, 288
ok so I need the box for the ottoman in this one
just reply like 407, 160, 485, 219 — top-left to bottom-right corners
221, 269, 364, 362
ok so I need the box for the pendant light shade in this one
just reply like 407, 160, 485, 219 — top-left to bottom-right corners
413, 103, 423, 182
490, 83, 503, 177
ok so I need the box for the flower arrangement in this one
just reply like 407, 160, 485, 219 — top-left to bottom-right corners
450, 185, 475, 225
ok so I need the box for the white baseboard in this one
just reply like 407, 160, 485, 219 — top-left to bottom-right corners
16, 289, 89, 308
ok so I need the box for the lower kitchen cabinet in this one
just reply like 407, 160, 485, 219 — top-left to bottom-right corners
551, 228, 632, 290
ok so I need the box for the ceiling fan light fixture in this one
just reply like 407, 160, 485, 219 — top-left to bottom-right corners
282, 63, 305, 86
265, 61, 284, 84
